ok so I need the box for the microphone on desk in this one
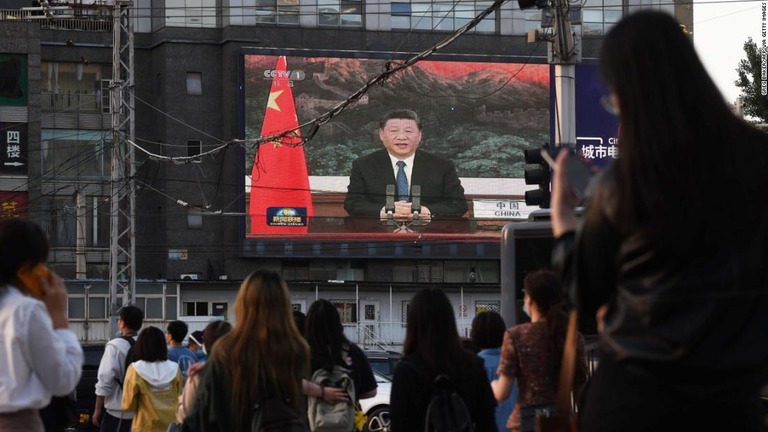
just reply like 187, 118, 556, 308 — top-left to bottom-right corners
385, 185, 395, 220
411, 185, 421, 220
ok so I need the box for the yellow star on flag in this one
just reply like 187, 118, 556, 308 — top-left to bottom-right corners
267, 90, 283, 112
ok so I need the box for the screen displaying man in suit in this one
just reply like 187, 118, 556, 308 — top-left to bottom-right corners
344, 109, 467, 220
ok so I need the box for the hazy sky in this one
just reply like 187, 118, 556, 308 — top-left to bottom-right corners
694, 0, 763, 103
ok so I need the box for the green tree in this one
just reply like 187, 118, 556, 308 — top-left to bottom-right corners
735, 38, 768, 121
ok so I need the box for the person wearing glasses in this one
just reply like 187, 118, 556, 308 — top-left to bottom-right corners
551, 11, 768, 431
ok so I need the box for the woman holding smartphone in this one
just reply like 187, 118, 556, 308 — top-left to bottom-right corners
0, 218, 84, 432
551, 11, 768, 432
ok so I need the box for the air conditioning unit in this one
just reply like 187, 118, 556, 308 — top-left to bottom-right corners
180, 274, 199, 281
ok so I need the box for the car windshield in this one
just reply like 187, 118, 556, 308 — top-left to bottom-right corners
373, 371, 391, 384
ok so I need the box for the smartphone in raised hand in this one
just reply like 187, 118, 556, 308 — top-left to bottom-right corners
541, 146, 592, 198
17, 263, 52, 299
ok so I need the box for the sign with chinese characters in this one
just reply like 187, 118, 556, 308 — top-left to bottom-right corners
472, 199, 538, 220
0, 191, 28, 218
549, 64, 620, 171
0, 124, 28, 175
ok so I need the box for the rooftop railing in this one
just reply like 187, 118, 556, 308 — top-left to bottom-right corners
0, 9, 112, 32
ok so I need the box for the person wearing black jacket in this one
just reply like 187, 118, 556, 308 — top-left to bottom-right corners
551, 11, 768, 432
344, 109, 467, 220
390, 288, 496, 431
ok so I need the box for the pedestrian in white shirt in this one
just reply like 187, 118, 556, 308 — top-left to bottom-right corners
0, 218, 84, 432
93, 305, 144, 432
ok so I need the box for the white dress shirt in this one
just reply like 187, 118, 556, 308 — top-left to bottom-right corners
0, 286, 83, 413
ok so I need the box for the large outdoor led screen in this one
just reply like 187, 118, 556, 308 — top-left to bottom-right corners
242, 50, 550, 239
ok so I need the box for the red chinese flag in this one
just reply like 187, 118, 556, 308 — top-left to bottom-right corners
249, 56, 314, 234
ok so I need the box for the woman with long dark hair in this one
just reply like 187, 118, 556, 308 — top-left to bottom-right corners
491, 270, 587, 432
390, 288, 496, 431
551, 10, 768, 431
304, 299, 376, 429
182, 270, 310, 430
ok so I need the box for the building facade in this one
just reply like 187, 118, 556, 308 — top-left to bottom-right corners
0, 0, 691, 344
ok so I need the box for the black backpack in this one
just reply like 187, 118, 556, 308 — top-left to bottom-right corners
424, 375, 474, 432
115, 335, 136, 387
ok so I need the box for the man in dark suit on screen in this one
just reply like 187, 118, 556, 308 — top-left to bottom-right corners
344, 109, 467, 221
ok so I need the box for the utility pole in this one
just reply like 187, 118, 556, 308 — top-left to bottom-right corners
501, 0, 581, 325
109, 0, 136, 334
550, 0, 580, 146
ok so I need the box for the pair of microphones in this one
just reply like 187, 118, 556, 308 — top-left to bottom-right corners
385, 184, 422, 222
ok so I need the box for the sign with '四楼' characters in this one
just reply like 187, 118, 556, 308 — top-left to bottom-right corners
0, 124, 28, 175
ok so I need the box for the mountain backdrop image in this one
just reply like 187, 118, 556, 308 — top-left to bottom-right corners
244, 54, 549, 179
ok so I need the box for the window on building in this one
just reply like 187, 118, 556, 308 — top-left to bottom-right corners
184, 301, 209, 316
101, 79, 111, 114
166, 293, 178, 319
41, 129, 111, 180
394, 261, 445, 282
135, 296, 163, 319
254, 0, 300, 24
135, 284, 165, 320
186, 72, 202, 95
330, 300, 357, 323
41, 194, 110, 248
0, 54, 26, 106
524, 8, 543, 33
187, 208, 203, 229
164, 0, 217, 28
67, 285, 87, 320
212, 302, 228, 318
393, 264, 414, 282
88, 296, 108, 319
283, 261, 310, 280
582, 0, 622, 35
652, 0, 674, 16
391, 0, 495, 33
187, 139, 202, 157
416, 261, 444, 282
40, 62, 105, 112
291, 302, 305, 312
68, 297, 85, 319
318, 0, 363, 27
68, 284, 110, 320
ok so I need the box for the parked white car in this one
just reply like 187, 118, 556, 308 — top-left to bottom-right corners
359, 371, 392, 432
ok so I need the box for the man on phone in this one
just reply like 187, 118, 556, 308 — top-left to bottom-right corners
344, 109, 468, 221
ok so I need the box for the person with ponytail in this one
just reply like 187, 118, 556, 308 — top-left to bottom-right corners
491, 270, 587, 432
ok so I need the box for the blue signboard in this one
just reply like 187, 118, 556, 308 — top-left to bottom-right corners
549, 64, 620, 170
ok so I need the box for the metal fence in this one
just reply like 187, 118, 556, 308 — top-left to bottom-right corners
0, 10, 112, 32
